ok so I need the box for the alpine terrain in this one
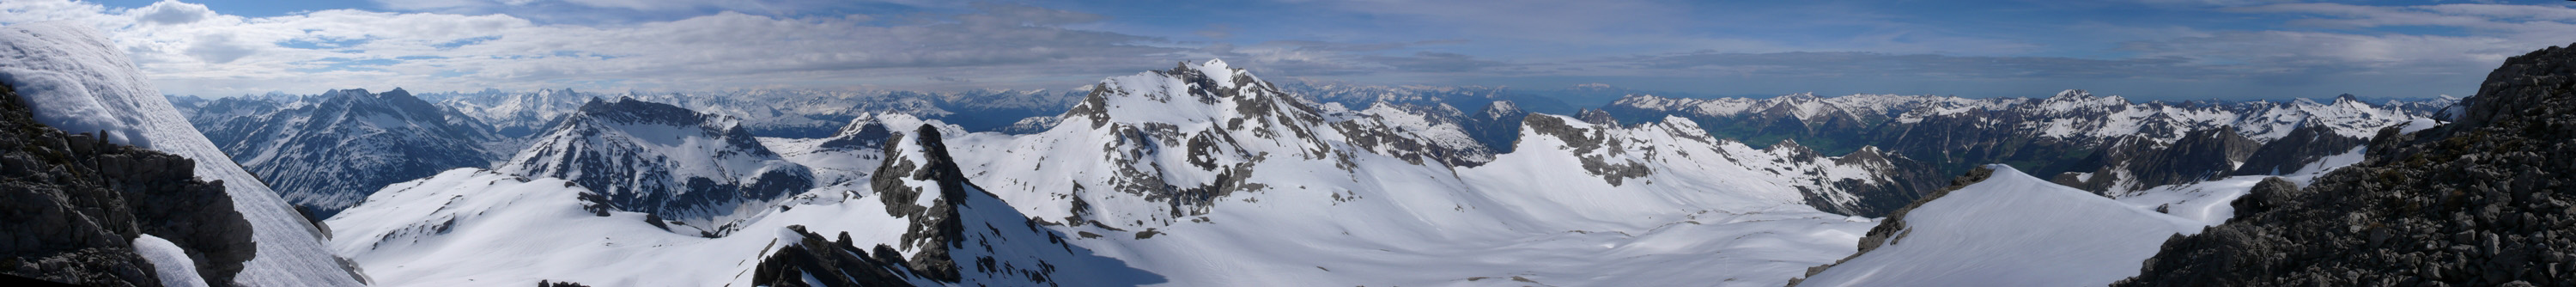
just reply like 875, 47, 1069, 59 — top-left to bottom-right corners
0, 4, 2550, 286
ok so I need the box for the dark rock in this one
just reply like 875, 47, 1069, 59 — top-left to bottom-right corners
0, 81, 258, 286
2117, 42, 2576, 286
749, 225, 920, 287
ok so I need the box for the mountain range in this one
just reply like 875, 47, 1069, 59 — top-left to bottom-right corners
7, 20, 2554, 287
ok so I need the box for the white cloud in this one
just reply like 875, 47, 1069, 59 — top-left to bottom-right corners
131, 0, 212, 25
0, 0, 1184, 96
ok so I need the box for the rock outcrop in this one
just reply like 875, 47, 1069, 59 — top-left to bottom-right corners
0, 82, 257, 286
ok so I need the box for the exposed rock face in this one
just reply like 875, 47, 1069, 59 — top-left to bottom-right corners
0, 83, 257, 286
869, 128, 971, 282
2117, 43, 2576, 286
2229, 121, 2369, 176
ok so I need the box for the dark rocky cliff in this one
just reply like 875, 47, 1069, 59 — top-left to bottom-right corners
0, 83, 258, 286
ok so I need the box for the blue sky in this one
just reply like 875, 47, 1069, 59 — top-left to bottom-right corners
5, 0, 2573, 101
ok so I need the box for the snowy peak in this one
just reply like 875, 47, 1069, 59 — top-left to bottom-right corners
1060, 58, 1297, 130
498, 98, 813, 225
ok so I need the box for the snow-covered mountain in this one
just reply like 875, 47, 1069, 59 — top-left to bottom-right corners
495, 97, 816, 229
1606, 89, 2447, 190
911, 59, 1933, 285
328, 125, 1153, 287
0, 22, 368, 286
197, 88, 512, 217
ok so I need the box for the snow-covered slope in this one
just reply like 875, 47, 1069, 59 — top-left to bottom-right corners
206, 88, 509, 216
329, 125, 1152, 287
0, 22, 366, 286
496, 97, 815, 229
1795, 165, 2204, 287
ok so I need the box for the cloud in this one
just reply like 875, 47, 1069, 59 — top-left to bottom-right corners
181, 33, 256, 64
0, 0, 1188, 96
1364, 52, 1505, 73
132, 1, 212, 25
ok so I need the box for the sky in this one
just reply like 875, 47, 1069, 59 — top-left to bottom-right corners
3, 0, 2572, 101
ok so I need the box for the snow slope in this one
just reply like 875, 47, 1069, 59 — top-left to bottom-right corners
1796, 165, 2203, 287
0, 22, 365, 286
